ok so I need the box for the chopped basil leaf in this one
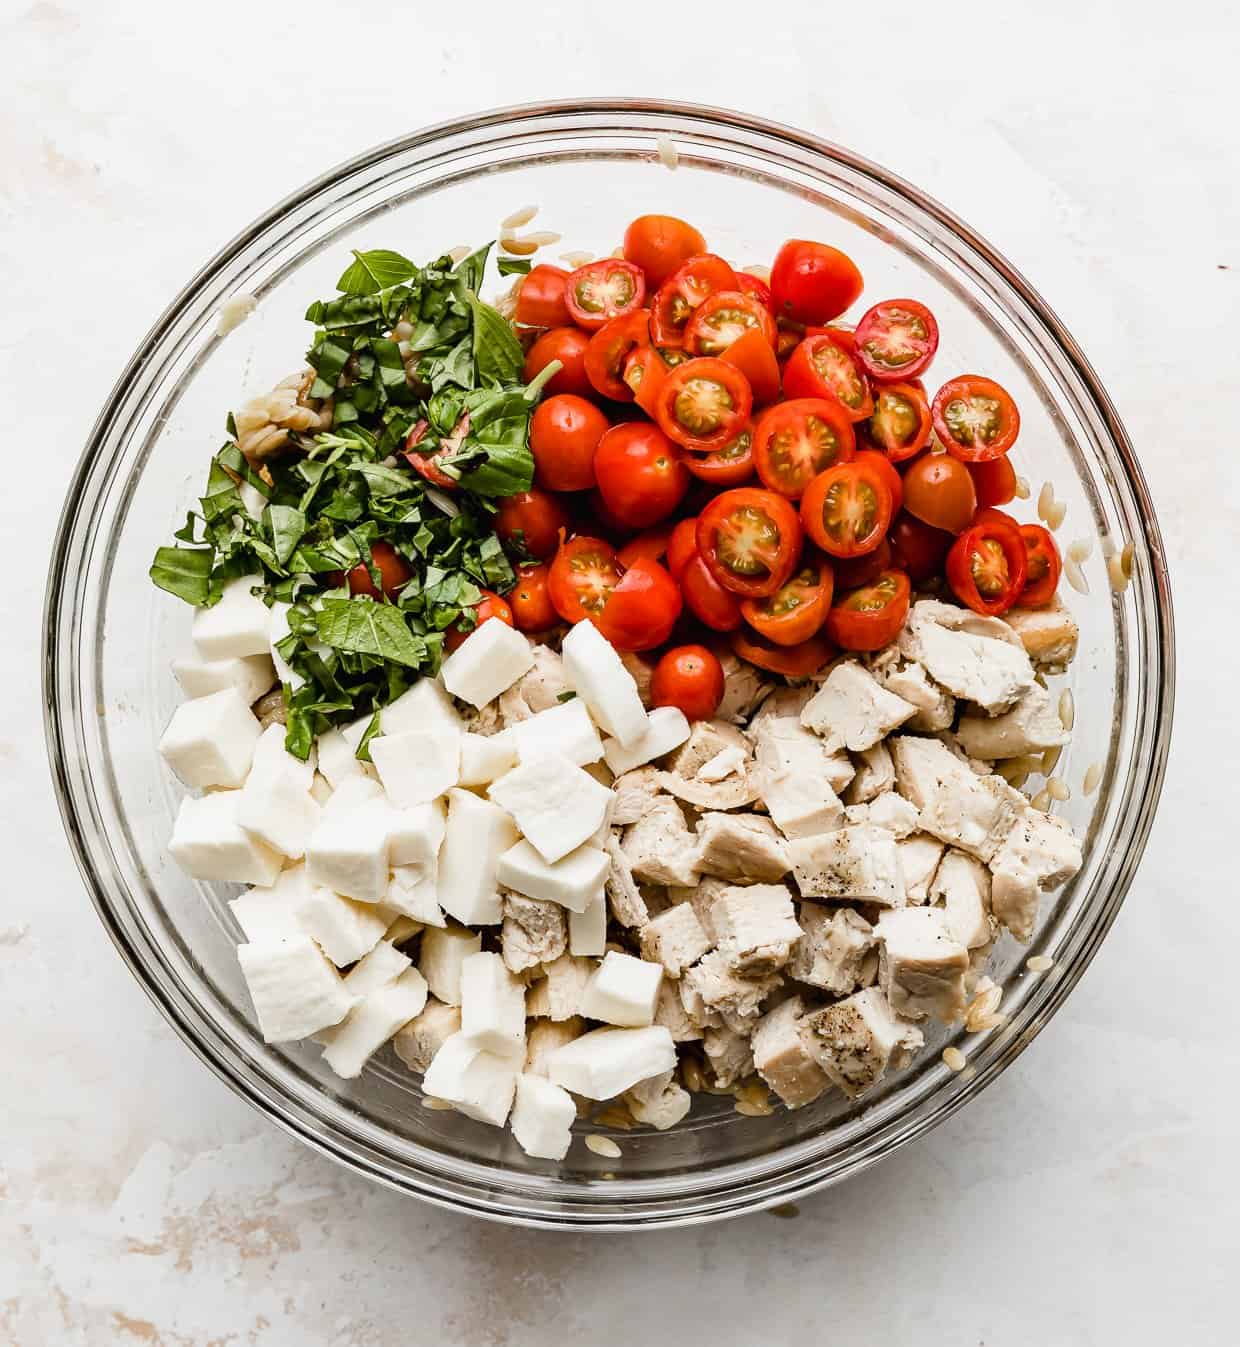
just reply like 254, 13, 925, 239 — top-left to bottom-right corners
497, 257, 532, 277
337, 249, 419, 296
312, 596, 428, 668
150, 546, 213, 605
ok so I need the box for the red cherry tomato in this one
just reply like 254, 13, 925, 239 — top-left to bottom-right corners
547, 535, 622, 623
682, 423, 756, 486
650, 254, 739, 347
967, 454, 1018, 508
854, 299, 940, 383
735, 271, 774, 312
653, 357, 753, 453
617, 524, 674, 570
833, 536, 892, 590
863, 382, 933, 462
800, 459, 894, 559
720, 329, 781, 405
775, 321, 804, 363
855, 448, 904, 515
739, 554, 834, 646
564, 259, 647, 331
752, 397, 856, 499
622, 344, 669, 417
888, 511, 953, 581
514, 265, 572, 328
680, 555, 743, 631
1016, 523, 1062, 608
824, 570, 911, 652
781, 333, 874, 421
529, 394, 609, 492
902, 453, 978, 534
522, 327, 593, 399
697, 487, 803, 598
651, 644, 725, 721
666, 517, 699, 580
444, 590, 514, 652
493, 487, 571, 561
683, 291, 778, 358
932, 376, 1021, 461
508, 563, 559, 632
946, 517, 1028, 616
595, 557, 683, 652
403, 418, 460, 490
731, 627, 835, 677
585, 310, 651, 402
336, 540, 413, 599
623, 215, 708, 290
770, 239, 864, 325
593, 422, 689, 529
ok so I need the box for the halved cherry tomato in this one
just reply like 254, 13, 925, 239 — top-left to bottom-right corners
653, 357, 752, 453
334, 540, 413, 599
967, 455, 1018, 508
682, 424, 755, 486
493, 487, 571, 561
781, 333, 873, 421
902, 453, 978, 533
721, 329, 781, 405
508, 563, 558, 632
932, 376, 1020, 461
753, 398, 856, 499
863, 382, 933, 461
888, 511, 952, 581
775, 321, 804, 363
731, 627, 835, 677
623, 215, 707, 289
681, 555, 743, 631
650, 254, 739, 347
800, 459, 894, 558
529, 395, 609, 491
596, 557, 682, 651
855, 448, 904, 515
564, 259, 647, 332
946, 517, 1028, 616
622, 345, 668, 417
593, 422, 689, 529
585, 310, 651, 401
854, 299, 939, 383
514, 265, 571, 328
1016, 524, 1062, 608
697, 487, 803, 598
659, 346, 691, 368
740, 554, 834, 646
666, 517, 699, 580
735, 271, 774, 312
617, 524, 674, 570
770, 240, 864, 325
522, 326, 592, 399
825, 570, 911, 652
684, 291, 778, 358
445, 590, 514, 652
548, 535, 622, 623
651, 644, 725, 721
404, 418, 460, 490
833, 536, 892, 590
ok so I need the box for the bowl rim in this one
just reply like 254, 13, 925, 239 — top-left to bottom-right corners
43, 97, 1176, 1229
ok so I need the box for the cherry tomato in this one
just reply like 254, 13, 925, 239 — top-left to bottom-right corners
781, 333, 873, 421
623, 215, 707, 289
825, 570, 911, 652
854, 299, 939, 383
775, 321, 804, 363
595, 557, 683, 652
514, 265, 571, 328
800, 459, 894, 558
403, 418, 459, 490
932, 376, 1021, 461
833, 536, 892, 590
682, 423, 756, 486
617, 524, 674, 570
444, 590, 514, 652
753, 397, 856, 499
863, 382, 933, 462
666, 517, 699, 580
494, 487, 571, 561
770, 239, 864, 325
731, 627, 835, 678
697, 487, 803, 598
547, 535, 622, 623
684, 291, 778, 358
653, 357, 752, 453
650, 254, 739, 347
735, 271, 774, 312
967, 455, 1018, 508
651, 644, 725, 721
529, 394, 609, 491
680, 555, 743, 631
622, 344, 668, 417
508, 563, 558, 632
902, 453, 978, 534
334, 540, 413, 599
564, 259, 647, 331
1016, 523, 1062, 608
740, 554, 834, 646
888, 511, 953, 581
720, 329, 781, 405
593, 422, 689, 529
522, 326, 592, 399
855, 448, 904, 515
946, 518, 1028, 617
585, 310, 651, 401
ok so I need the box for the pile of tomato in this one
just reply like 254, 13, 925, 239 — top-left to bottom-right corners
401, 215, 1063, 723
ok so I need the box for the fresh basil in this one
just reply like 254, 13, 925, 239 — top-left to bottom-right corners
150, 546, 213, 605
312, 596, 428, 668
497, 257, 532, 277
337, 249, 419, 296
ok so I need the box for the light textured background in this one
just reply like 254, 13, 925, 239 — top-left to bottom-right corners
3, 1, 1236, 1343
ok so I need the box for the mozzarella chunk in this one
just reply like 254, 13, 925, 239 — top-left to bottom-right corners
511, 1074, 577, 1159
568, 890, 607, 956
989, 809, 1082, 942
237, 723, 321, 858
511, 698, 605, 768
296, 885, 390, 965
159, 687, 262, 789
190, 575, 272, 659
501, 893, 567, 974
931, 850, 994, 949
228, 864, 312, 942
899, 601, 1035, 712
799, 987, 923, 1098
385, 865, 445, 926
417, 924, 482, 1005
322, 775, 382, 816
488, 753, 611, 864
601, 706, 690, 776
437, 788, 519, 924
458, 730, 518, 786
169, 790, 282, 886
752, 997, 831, 1109
789, 823, 906, 906
380, 678, 464, 737
560, 620, 649, 747
422, 1033, 518, 1125
343, 940, 412, 997
711, 883, 802, 975
384, 798, 446, 869
955, 683, 1070, 760
383, 915, 424, 946
546, 1025, 677, 1100
369, 726, 461, 807
639, 903, 712, 978
316, 717, 373, 788
526, 954, 595, 1021
393, 997, 462, 1074
172, 651, 275, 705
876, 907, 969, 1022
788, 906, 877, 994
897, 832, 946, 905
581, 951, 663, 1027
496, 838, 608, 913
800, 663, 916, 753
441, 620, 534, 708
620, 796, 700, 887
321, 968, 429, 1078
752, 717, 846, 839
237, 936, 356, 1042
459, 951, 527, 1057
306, 796, 391, 901
695, 813, 790, 883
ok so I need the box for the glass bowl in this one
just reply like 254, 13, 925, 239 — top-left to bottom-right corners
43, 100, 1175, 1229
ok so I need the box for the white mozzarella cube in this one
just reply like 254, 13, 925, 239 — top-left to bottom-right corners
601, 706, 690, 776
370, 726, 461, 808
237, 936, 356, 1042
316, 716, 373, 788
458, 730, 518, 786
510, 698, 605, 768
321, 968, 429, 1078
191, 575, 273, 659
228, 865, 311, 941
496, 839, 608, 913
422, 1033, 518, 1126
267, 601, 306, 690
418, 925, 483, 1005
441, 620, 534, 708
581, 951, 662, 1027
343, 940, 412, 996
489, 753, 612, 864
386, 865, 446, 926
560, 621, 649, 747
295, 885, 390, 966
546, 1025, 677, 1100
169, 790, 283, 886
172, 651, 275, 705
159, 687, 262, 789
568, 892, 607, 956
309, 773, 334, 806
306, 797, 391, 901
437, 788, 519, 925
511, 1074, 576, 1160
323, 775, 381, 816
380, 678, 464, 737
384, 798, 446, 869
459, 951, 527, 1058
237, 724, 321, 858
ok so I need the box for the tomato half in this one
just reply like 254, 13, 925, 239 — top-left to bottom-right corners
548, 535, 622, 623
653, 357, 752, 453
683, 424, 755, 486
584, 310, 651, 402
731, 628, 835, 678
824, 570, 911, 652
735, 271, 774, 312
775, 321, 804, 363
932, 376, 1021, 461
445, 590, 514, 652
833, 536, 892, 590
696, 487, 803, 598
515, 265, 571, 328
681, 555, 743, 631
753, 398, 856, 499
1016, 523, 1062, 608
595, 557, 683, 652
617, 524, 673, 570
684, 291, 777, 358
855, 448, 903, 515
864, 382, 933, 462
666, 517, 699, 580
529, 394, 609, 491
902, 453, 978, 534
800, 459, 894, 559
593, 422, 689, 529
770, 240, 864, 325
650, 254, 739, 347
564, 259, 647, 331
946, 518, 1028, 617
740, 554, 834, 646
888, 511, 953, 582
781, 334, 873, 421
721, 329, 781, 405
494, 487, 571, 561
623, 215, 707, 289
651, 644, 725, 720
966, 455, 1018, 508
522, 327, 592, 399
854, 300, 939, 383
335, 540, 413, 599
403, 418, 459, 490
508, 563, 559, 632
622, 344, 668, 417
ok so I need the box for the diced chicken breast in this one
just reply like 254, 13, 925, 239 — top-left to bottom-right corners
876, 907, 970, 1021
602, 834, 649, 929
694, 813, 790, 883
989, 808, 1083, 942
640, 903, 713, 977
392, 997, 461, 1074
669, 876, 731, 943
931, 850, 995, 950
710, 884, 802, 975
619, 650, 657, 707
789, 824, 906, 906
1004, 599, 1080, 673
621, 797, 701, 887
787, 906, 877, 994
524, 1017, 585, 1076
898, 601, 1035, 713
681, 950, 779, 1022
896, 832, 946, 905
917, 772, 1025, 864
703, 1024, 755, 1087
609, 766, 665, 826
658, 720, 759, 809
624, 1068, 692, 1130
800, 663, 917, 753
525, 954, 596, 1021
653, 979, 703, 1042
844, 740, 895, 805
711, 646, 773, 723
752, 997, 831, 1108
890, 734, 973, 808
497, 644, 571, 723
752, 717, 846, 839
955, 683, 1070, 761
501, 892, 568, 974
875, 657, 956, 732
799, 986, 924, 1098
862, 790, 921, 838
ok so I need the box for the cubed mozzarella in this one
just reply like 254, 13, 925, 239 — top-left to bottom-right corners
267, 601, 306, 690
458, 730, 518, 786
379, 678, 464, 738
601, 705, 690, 776
510, 1074, 576, 1160
581, 951, 663, 1027
496, 839, 608, 913
236, 935, 356, 1042
369, 725, 461, 807
322, 775, 381, 816
384, 798, 445, 869
422, 1032, 518, 1125
316, 716, 374, 788
510, 698, 605, 767
418, 925, 483, 1005
437, 788, 519, 925
343, 940, 412, 996
385, 864, 446, 926
228, 864, 312, 942
169, 790, 283, 886
568, 891, 607, 956
489, 753, 612, 864
159, 687, 262, 789
237, 723, 321, 858
459, 951, 527, 1057
306, 797, 391, 901
191, 575, 273, 659
560, 620, 649, 747
321, 968, 429, 1078
295, 884, 390, 966
545, 1025, 677, 1100
441, 620, 534, 708
172, 651, 275, 705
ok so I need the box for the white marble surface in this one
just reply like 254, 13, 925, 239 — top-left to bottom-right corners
2, 0, 1236, 1342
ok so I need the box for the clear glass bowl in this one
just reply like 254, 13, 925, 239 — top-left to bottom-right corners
43, 101, 1175, 1229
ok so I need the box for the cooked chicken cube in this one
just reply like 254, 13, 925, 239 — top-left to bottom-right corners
896, 833, 946, 905
789, 824, 906, 906
621, 797, 701, 887
918, 772, 1025, 864
890, 735, 973, 809
898, 600, 1035, 713
703, 1024, 755, 1087
955, 683, 1070, 761
710, 884, 802, 975
694, 812, 790, 883
624, 1069, 692, 1130
524, 1017, 585, 1076
800, 663, 917, 753
668, 876, 731, 942
697, 745, 748, 782
712, 646, 773, 723
877, 907, 970, 1021
639, 903, 713, 977
654, 978, 705, 1041
677, 975, 723, 1031
752, 717, 846, 838
619, 650, 657, 707
931, 850, 995, 950
1004, 599, 1079, 673
657, 718, 760, 810
788, 906, 877, 994
862, 791, 921, 838
682, 950, 780, 1022
525, 954, 595, 1021
844, 740, 895, 804
603, 833, 649, 929
799, 986, 924, 1098
876, 657, 956, 732
752, 997, 832, 1108
392, 997, 462, 1074
610, 766, 664, 826
498, 644, 571, 725
989, 808, 1083, 942
501, 892, 568, 974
